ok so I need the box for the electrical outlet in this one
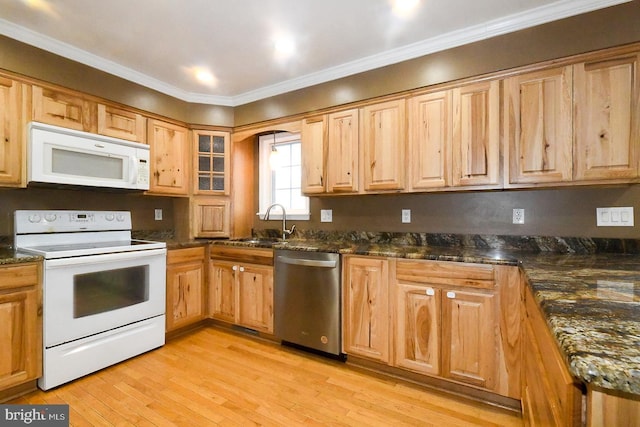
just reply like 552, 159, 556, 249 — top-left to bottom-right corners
513, 208, 525, 225
402, 209, 411, 223
154, 209, 163, 221
320, 209, 332, 223
596, 207, 634, 226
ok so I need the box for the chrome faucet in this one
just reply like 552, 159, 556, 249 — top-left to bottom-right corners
263, 203, 296, 241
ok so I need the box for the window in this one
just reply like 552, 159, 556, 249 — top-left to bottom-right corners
258, 132, 309, 220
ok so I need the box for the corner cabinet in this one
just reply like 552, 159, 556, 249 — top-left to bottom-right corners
0, 262, 42, 402
147, 119, 190, 195
190, 197, 230, 239
209, 246, 274, 334
192, 130, 230, 195
166, 247, 206, 333
0, 77, 28, 187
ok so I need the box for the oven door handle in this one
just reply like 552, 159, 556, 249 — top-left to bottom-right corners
45, 248, 167, 268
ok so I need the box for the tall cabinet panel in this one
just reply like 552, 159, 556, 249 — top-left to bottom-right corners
408, 91, 451, 190
452, 80, 500, 188
301, 116, 326, 194
0, 77, 27, 187
574, 53, 639, 181
362, 100, 406, 192
328, 109, 359, 193
504, 66, 573, 185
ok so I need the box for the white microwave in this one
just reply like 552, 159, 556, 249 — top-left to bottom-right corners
28, 122, 150, 190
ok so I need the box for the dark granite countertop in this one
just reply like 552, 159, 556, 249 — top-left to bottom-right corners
0, 246, 43, 265
213, 234, 640, 396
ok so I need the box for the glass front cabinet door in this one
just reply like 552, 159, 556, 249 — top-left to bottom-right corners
193, 130, 230, 195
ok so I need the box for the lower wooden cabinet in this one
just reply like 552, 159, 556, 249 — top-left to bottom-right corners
209, 247, 274, 334
344, 256, 521, 400
343, 256, 390, 363
0, 262, 42, 401
166, 247, 206, 332
522, 284, 583, 426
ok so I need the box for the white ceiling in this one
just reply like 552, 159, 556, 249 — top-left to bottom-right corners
0, 0, 630, 106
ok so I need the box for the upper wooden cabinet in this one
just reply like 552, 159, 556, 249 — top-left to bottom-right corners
362, 99, 406, 192
504, 66, 573, 185
407, 90, 451, 190
147, 119, 190, 195
0, 77, 27, 187
97, 104, 146, 143
452, 80, 500, 188
574, 52, 639, 181
32, 85, 96, 132
193, 130, 230, 195
191, 196, 230, 239
327, 109, 360, 193
301, 115, 326, 194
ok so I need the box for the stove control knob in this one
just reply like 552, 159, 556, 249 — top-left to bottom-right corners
44, 214, 57, 222
116, 214, 125, 222
28, 214, 41, 223
105, 214, 115, 221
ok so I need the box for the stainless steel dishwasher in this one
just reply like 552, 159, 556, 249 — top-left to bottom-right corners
274, 249, 342, 357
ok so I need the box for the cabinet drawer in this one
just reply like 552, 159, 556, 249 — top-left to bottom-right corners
167, 246, 205, 265
210, 246, 273, 266
0, 263, 40, 291
396, 259, 494, 289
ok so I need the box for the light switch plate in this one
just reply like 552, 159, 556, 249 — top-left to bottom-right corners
154, 209, 163, 221
596, 207, 634, 226
401, 209, 411, 223
320, 209, 332, 223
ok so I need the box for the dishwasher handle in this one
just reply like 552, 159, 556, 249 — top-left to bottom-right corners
277, 256, 337, 268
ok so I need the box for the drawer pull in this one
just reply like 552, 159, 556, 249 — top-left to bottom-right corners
446, 291, 456, 299
426, 288, 435, 296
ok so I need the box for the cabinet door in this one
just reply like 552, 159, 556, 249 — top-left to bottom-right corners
343, 257, 389, 362
408, 90, 451, 190
148, 119, 189, 195
237, 264, 274, 333
394, 283, 440, 376
362, 100, 406, 191
166, 259, 205, 332
0, 77, 26, 187
441, 289, 496, 389
191, 197, 230, 238
32, 85, 96, 132
301, 116, 326, 194
504, 67, 573, 185
0, 263, 41, 392
209, 261, 237, 323
452, 80, 500, 187
193, 130, 230, 195
327, 109, 359, 192
574, 53, 639, 181
97, 104, 146, 143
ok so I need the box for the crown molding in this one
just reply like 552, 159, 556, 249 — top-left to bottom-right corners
0, 0, 631, 107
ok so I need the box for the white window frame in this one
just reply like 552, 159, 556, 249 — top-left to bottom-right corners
257, 132, 310, 221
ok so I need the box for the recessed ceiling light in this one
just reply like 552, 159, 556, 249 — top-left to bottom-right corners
391, 0, 421, 19
22, 0, 57, 17
187, 66, 217, 87
273, 35, 296, 61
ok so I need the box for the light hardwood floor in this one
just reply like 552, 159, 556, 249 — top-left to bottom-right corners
12, 327, 523, 426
